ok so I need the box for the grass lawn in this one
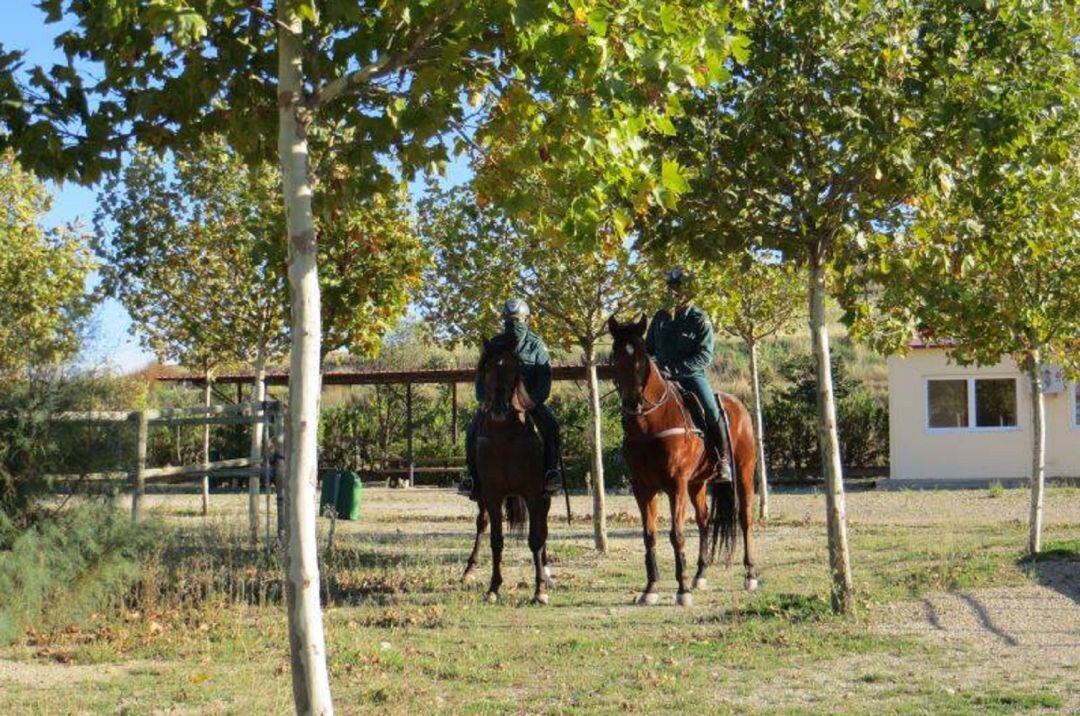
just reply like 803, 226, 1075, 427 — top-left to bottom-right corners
1, 486, 1077, 715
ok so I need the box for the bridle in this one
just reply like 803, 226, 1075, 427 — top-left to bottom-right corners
612, 344, 673, 417
620, 368, 672, 417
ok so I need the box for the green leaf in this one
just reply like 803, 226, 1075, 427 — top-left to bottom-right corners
661, 158, 690, 195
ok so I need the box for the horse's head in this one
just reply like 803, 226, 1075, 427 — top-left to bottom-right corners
607, 314, 651, 411
479, 339, 530, 420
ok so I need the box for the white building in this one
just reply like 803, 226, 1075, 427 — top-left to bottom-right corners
888, 344, 1080, 483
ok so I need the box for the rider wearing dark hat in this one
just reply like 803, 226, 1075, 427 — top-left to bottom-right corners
463, 299, 561, 500
645, 268, 733, 481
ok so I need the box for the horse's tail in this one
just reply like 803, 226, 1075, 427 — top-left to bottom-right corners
708, 473, 739, 565
505, 496, 528, 538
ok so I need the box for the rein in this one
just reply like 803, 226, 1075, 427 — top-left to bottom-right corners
619, 367, 673, 417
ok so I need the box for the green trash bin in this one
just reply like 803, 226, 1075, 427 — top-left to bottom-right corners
335, 471, 362, 521
320, 470, 362, 520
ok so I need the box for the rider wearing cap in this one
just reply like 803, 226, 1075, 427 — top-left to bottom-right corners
463, 299, 561, 500
645, 268, 733, 481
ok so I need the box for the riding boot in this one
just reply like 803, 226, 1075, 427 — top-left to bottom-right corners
542, 440, 561, 496
707, 417, 733, 482
463, 413, 481, 502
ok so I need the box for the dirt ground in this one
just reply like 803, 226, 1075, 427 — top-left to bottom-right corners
2, 485, 1077, 714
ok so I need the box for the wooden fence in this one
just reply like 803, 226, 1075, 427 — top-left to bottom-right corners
46, 401, 285, 542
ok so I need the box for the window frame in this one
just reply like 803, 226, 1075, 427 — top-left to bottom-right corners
924, 375, 1021, 434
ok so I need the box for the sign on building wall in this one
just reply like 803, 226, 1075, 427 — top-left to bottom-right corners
1040, 364, 1066, 394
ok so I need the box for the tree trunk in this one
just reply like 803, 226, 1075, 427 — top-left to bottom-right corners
249, 342, 267, 544
808, 256, 854, 615
1027, 355, 1046, 556
584, 345, 608, 552
202, 371, 212, 516
748, 339, 769, 522
277, 9, 333, 715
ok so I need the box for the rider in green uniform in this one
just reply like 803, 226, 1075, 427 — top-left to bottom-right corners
463, 299, 561, 500
645, 268, 732, 481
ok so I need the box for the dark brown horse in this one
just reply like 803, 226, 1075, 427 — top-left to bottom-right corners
460, 340, 553, 604
608, 315, 758, 606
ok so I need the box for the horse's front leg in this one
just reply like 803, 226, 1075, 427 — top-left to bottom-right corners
690, 481, 711, 591
485, 497, 504, 603
633, 485, 660, 605
669, 484, 692, 606
528, 496, 552, 604
462, 503, 489, 583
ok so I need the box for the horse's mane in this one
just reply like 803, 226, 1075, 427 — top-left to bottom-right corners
478, 340, 534, 413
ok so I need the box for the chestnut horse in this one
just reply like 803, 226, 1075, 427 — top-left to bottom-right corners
608, 316, 758, 606
461, 339, 553, 604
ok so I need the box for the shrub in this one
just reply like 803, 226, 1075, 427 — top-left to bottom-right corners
762, 354, 888, 476
0, 505, 157, 644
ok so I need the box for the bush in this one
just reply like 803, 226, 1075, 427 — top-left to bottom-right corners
762, 354, 888, 476
0, 505, 157, 644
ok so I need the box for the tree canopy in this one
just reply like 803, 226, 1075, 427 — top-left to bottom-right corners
95, 139, 425, 368
0, 151, 94, 377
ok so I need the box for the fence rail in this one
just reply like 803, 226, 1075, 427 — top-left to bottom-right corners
43, 401, 280, 427
31, 401, 284, 534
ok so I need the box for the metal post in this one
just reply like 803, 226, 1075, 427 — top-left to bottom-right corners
451, 382, 458, 446
264, 401, 273, 551
406, 382, 414, 488
274, 404, 287, 539
131, 410, 148, 521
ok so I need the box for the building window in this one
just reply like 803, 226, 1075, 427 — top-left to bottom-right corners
927, 377, 1018, 431
928, 379, 968, 428
975, 379, 1017, 427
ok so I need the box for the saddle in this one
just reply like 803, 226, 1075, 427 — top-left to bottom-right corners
673, 384, 735, 469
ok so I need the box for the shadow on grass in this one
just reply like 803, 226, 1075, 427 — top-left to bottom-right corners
1018, 539, 1080, 606
695, 592, 833, 624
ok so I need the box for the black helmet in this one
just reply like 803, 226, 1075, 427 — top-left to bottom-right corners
665, 267, 693, 290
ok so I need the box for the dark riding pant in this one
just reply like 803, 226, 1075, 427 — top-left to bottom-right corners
465, 404, 561, 492
674, 373, 731, 470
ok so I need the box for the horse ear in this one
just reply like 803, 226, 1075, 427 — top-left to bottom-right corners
607, 315, 620, 337
635, 313, 647, 335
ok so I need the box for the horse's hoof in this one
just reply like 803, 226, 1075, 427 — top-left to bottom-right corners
484, 591, 498, 604
637, 592, 660, 606
692, 577, 708, 591
532, 593, 550, 605
676, 592, 694, 607
744, 578, 759, 591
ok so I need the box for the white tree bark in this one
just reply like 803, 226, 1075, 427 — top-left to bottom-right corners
278, 8, 334, 714
202, 372, 212, 516
808, 256, 854, 614
748, 339, 769, 522
1027, 355, 1046, 556
249, 342, 267, 544
584, 345, 608, 552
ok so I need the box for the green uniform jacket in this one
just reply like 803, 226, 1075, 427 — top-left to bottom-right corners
645, 306, 715, 377
475, 321, 553, 404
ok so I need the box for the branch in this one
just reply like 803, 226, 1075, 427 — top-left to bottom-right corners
248, 3, 300, 38
313, 0, 467, 108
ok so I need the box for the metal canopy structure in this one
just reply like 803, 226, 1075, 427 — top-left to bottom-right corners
158, 364, 615, 486
156, 364, 615, 387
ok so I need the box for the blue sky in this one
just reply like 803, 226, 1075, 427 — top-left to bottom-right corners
4, 4, 154, 373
